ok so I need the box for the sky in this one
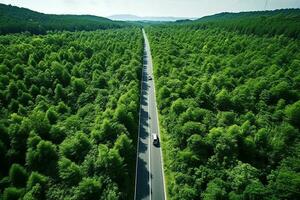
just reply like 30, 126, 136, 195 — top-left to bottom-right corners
1, 0, 300, 18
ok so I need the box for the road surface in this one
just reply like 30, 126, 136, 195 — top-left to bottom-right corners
134, 29, 166, 200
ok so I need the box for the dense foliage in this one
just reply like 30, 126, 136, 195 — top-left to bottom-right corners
175, 9, 300, 39
146, 25, 300, 199
0, 4, 128, 34
0, 28, 143, 199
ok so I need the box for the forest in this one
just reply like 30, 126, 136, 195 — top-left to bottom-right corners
146, 24, 300, 199
0, 28, 143, 199
1, 3, 300, 199
0, 4, 129, 34
174, 9, 300, 39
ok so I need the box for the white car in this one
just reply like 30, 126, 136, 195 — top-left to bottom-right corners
148, 76, 152, 80
152, 133, 159, 146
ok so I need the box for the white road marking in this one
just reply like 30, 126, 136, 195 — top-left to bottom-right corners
144, 29, 168, 200
136, 28, 166, 200
153, 76, 167, 200
145, 31, 152, 200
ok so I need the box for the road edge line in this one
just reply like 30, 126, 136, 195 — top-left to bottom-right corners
134, 28, 145, 200
144, 28, 152, 200
148, 77, 152, 200
144, 29, 168, 200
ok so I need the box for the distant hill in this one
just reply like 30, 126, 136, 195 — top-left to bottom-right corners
0, 3, 129, 34
109, 14, 189, 22
196, 9, 300, 22
175, 9, 300, 39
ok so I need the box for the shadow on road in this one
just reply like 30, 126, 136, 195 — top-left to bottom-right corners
136, 30, 166, 200
136, 157, 150, 200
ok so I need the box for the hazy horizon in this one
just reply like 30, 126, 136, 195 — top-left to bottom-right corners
1, 0, 300, 18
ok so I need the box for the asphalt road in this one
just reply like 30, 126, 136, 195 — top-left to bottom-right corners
134, 29, 166, 200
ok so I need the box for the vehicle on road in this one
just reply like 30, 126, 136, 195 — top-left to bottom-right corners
152, 133, 159, 146
148, 76, 152, 80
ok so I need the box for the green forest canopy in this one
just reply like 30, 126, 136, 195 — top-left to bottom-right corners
174, 8, 300, 39
0, 3, 130, 34
146, 21, 300, 200
0, 28, 143, 199
0, 5, 300, 200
